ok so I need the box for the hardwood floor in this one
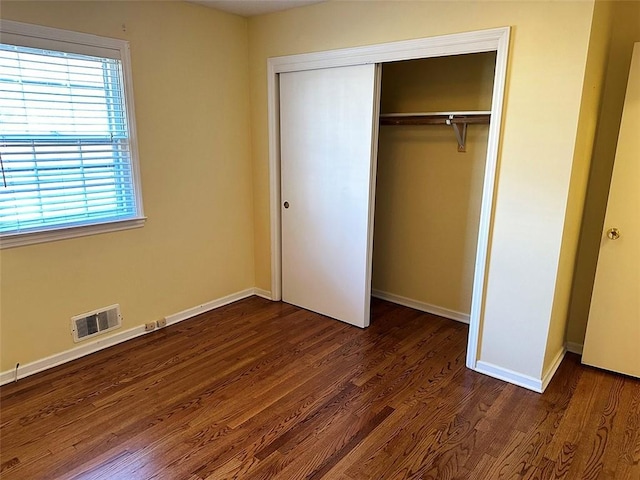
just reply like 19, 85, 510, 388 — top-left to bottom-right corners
1, 297, 638, 479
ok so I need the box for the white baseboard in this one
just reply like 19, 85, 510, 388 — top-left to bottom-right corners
164, 288, 258, 325
371, 289, 469, 324
565, 341, 583, 355
0, 288, 266, 386
253, 288, 273, 300
541, 346, 566, 392
475, 346, 566, 394
475, 361, 544, 393
0, 323, 151, 386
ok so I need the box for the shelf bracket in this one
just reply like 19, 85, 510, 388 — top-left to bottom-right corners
446, 115, 468, 153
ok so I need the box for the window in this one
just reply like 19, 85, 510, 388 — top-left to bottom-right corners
0, 20, 144, 248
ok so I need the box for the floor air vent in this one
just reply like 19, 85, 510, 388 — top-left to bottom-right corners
71, 304, 122, 342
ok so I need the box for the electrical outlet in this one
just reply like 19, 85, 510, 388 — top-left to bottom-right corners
157, 318, 167, 329
145, 322, 156, 332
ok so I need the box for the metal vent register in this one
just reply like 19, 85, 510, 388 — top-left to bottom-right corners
71, 305, 122, 342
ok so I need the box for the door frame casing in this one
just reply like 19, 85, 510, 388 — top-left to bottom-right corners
267, 27, 511, 370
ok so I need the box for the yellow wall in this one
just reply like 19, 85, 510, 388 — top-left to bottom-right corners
0, 1, 255, 371
372, 53, 494, 315
566, 0, 640, 348
248, 1, 595, 379
543, 0, 615, 372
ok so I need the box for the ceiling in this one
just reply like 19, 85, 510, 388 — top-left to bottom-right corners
192, 0, 326, 17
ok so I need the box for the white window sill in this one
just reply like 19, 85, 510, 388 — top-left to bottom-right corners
0, 217, 147, 249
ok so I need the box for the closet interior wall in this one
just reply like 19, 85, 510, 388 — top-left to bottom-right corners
372, 52, 497, 320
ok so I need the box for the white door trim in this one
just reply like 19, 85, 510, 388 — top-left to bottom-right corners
267, 27, 511, 371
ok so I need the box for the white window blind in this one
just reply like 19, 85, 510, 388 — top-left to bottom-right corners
0, 21, 144, 247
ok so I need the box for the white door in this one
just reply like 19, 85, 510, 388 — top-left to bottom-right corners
280, 64, 380, 328
582, 43, 640, 378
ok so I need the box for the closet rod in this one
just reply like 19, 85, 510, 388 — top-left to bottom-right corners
379, 111, 491, 125
379, 112, 491, 152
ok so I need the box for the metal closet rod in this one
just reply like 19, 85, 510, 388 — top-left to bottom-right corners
379, 111, 491, 152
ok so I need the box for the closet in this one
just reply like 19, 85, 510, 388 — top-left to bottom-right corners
276, 29, 509, 342
372, 53, 497, 324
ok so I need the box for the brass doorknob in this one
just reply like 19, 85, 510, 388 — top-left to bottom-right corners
606, 228, 620, 240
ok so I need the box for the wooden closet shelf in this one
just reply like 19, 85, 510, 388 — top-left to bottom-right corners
379, 112, 491, 152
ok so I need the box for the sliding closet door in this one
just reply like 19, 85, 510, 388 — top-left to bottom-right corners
280, 64, 380, 328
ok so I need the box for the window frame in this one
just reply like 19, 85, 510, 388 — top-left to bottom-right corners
0, 20, 145, 249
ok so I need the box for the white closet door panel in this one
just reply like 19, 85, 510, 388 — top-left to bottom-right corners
582, 44, 640, 378
280, 64, 379, 328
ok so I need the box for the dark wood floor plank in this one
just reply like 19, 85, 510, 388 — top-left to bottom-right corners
346, 371, 502, 480
2, 297, 639, 480
306, 405, 395, 480
614, 381, 640, 479
156, 341, 376, 477
578, 375, 625, 480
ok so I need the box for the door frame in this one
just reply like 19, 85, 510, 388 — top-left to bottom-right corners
267, 27, 511, 370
